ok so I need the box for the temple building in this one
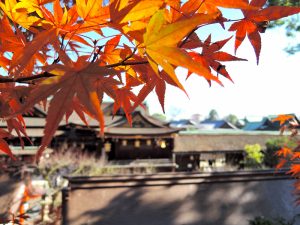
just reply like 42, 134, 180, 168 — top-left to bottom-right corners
173, 129, 282, 171
0, 103, 290, 172
0, 103, 181, 170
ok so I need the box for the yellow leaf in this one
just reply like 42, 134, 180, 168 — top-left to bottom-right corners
120, 0, 164, 24
0, 0, 41, 29
144, 10, 222, 85
123, 20, 148, 33
76, 0, 109, 30
76, 0, 103, 20
14, 0, 44, 18
148, 47, 221, 85
145, 11, 218, 46
147, 48, 184, 90
144, 10, 165, 45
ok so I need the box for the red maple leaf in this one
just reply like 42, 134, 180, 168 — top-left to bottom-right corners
0, 139, 15, 160
14, 57, 118, 159
130, 64, 184, 113
229, 0, 300, 64
188, 35, 246, 82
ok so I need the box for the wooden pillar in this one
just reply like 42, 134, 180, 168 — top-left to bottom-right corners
61, 187, 70, 225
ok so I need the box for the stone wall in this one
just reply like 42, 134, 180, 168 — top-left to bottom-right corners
62, 170, 300, 225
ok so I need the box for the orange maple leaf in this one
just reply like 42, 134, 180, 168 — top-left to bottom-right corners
9, 28, 57, 76
100, 35, 122, 65
276, 147, 292, 158
0, 16, 47, 76
180, 0, 257, 17
76, 0, 109, 29
288, 164, 300, 177
291, 152, 300, 160
272, 114, 294, 126
276, 158, 288, 170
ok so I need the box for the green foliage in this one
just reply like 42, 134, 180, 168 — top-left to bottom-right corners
224, 114, 244, 127
268, 0, 300, 7
264, 137, 296, 167
151, 113, 167, 122
249, 216, 273, 225
284, 43, 300, 54
268, 0, 300, 53
208, 109, 219, 121
244, 144, 264, 168
225, 114, 238, 125
249, 215, 299, 225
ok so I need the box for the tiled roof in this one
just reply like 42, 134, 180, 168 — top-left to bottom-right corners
102, 127, 181, 136
106, 111, 168, 128
243, 121, 264, 131
200, 120, 237, 129
174, 133, 283, 152
0, 118, 46, 128
243, 118, 278, 131
243, 114, 300, 131
9, 128, 63, 137
1, 104, 178, 137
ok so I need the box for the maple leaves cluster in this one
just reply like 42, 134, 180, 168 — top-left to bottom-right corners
271, 115, 300, 204
0, 0, 300, 159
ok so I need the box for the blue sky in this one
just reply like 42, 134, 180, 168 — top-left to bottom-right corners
2, 6, 298, 121
146, 19, 300, 120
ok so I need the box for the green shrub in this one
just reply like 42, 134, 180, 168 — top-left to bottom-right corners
249, 216, 273, 225
249, 215, 299, 225
244, 144, 264, 168
264, 137, 296, 167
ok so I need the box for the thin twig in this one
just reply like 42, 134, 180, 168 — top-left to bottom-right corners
0, 72, 55, 83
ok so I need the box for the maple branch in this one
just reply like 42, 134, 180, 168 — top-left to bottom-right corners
106, 60, 149, 68
91, 46, 104, 63
105, 46, 148, 68
0, 59, 149, 84
0, 72, 55, 84
0, 57, 149, 84
123, 46, 138, 62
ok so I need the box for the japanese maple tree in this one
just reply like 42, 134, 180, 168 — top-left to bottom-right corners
271, 115, 300, 204
0, 0, 300, 159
